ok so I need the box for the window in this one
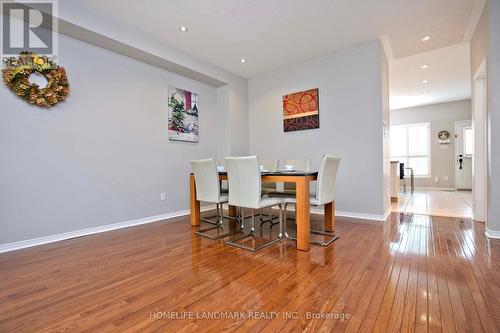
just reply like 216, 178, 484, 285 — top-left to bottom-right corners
391, 123, 431, 177
463, 126, 473, 157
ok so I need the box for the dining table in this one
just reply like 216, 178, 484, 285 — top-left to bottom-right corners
189, 171, 335, 251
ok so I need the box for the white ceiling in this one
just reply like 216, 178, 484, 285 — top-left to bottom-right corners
390, 43, 471, 110
63, 0, 482, 79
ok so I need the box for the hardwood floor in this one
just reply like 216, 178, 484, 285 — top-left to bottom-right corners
1, 212, 499, 332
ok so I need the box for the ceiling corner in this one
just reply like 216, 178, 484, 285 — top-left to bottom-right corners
463, 0, 487, 42
380, 35, 395, 62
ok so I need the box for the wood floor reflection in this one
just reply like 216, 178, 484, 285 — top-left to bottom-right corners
0, 212, 499, 332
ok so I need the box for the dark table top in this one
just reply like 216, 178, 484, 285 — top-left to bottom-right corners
216, 171, 318, 176
190, 171, 318, 176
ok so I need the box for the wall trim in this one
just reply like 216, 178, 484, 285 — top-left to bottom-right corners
414, 187, 458, 191
308, 207, 390, 222
0, 206, 215, 254
1, 204, 393, 254
485, 227, 500, 239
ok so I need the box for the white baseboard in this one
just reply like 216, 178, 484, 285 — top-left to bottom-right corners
261, 205, 390, 222
485, 227, 500, 239
414, 187, 457, 191
307, 207, 390, 222
0, 206, 215, 254
337, 209, 391, 222
0, 204, 392, 254
383, 207, 392, 220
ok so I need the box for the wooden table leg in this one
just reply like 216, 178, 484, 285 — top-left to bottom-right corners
295, 177, 311, 251
190, 175, 200, 227
228, 205, 237, 218
324, 201, 335, 232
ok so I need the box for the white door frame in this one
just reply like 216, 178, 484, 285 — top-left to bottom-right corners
472, 59, 487, 222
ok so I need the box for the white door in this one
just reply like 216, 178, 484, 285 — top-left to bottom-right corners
455, 120, 473, 190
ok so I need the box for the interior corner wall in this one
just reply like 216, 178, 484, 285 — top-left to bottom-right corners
381, 45, 391, 214
216, 85, 231, 160
228, 80, 250, 156
248, 40, 387, 217
216, 81, 250, 160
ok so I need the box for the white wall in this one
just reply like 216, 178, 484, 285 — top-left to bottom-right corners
470, 2, 489, 224
249, 41, 389, 218
0, 33, 224, 244
381, 45, 391, 214
391, 100, 472, 188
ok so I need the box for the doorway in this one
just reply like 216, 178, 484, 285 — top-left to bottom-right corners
455, 120, 473, 190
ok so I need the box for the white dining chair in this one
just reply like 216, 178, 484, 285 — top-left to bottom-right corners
224, 156, 284, 251
266, 159, 311, 197
283, 159, 311, 172
282, 155, 341, 246
216, 161, 229, 194
190, 158, 236, 239
260, 159, 279, 195
259, 159, 281, 226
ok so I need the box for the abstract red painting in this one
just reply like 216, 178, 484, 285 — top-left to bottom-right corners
282, 88, 319, 132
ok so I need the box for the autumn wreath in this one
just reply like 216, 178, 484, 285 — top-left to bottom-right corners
2, 52, 69, 107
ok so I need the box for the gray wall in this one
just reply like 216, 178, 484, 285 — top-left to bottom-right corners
0, 33, 225, 244
55, 2, 251, 160
391, 100, 471, 189
249, 40, 389, 217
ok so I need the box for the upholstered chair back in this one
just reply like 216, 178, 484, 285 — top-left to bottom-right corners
190, 158, 221, 203
315, 155, 341, 205
225, 156, 262, 209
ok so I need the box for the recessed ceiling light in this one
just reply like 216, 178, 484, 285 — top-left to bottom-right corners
422, 80, 430, 84
240, 59, 246, 63
421, 36, 431, 42
179, 26, 188, 32
421, 64, 429, 69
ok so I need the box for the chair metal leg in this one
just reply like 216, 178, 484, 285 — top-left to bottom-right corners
195, 203, 241, 240
310, 230, 340, 246
201, 203, 241, 225
225, 204, 284, 252
286, 230, 339, 246
251, 210, 255, 232
284, 202, 339, 246
278, 204, 283, 238
283, 203, 291, 239
259, 207, 279, 226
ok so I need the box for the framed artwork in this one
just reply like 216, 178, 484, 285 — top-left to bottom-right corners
168, 87, 199, 142
282, 88, 319, 132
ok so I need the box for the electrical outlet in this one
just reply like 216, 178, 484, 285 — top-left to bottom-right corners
434, 176, 439, 183
160, 193, 166, 201
444, 176, 449, 181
